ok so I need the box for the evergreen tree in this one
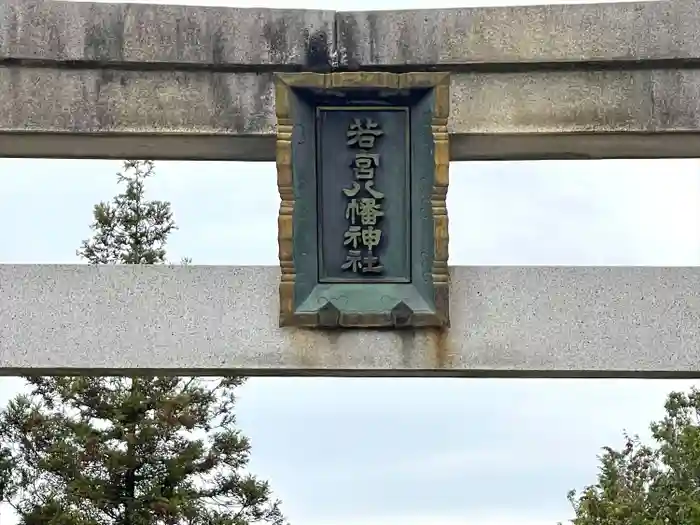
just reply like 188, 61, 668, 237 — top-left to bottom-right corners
0, 160, 285, 525
565, 387, 700, 525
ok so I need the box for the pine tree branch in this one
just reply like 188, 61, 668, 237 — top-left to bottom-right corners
2, 160, 286, 525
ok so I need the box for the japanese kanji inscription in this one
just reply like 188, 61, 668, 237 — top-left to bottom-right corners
318, 108, 410, 284
341, 117, 385, 276
275, 72, 450, 329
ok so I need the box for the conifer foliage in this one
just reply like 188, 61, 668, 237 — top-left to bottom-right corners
0, 161, 285, 525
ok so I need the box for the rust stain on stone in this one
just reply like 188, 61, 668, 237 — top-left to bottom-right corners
287, 326, 344, 370
288, 328, 320, 368
398, 330, 415, 368
325, 330, 341, 349
287, 326, 453, 372
429, 327, 452, 369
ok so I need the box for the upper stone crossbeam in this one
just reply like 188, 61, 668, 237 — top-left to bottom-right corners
1, 0, 700, 160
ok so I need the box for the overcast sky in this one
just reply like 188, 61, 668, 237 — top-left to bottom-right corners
2, 156, 699, 525
0, 0, 695, 524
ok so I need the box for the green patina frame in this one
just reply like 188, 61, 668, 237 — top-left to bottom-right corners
275, 72, 450, 329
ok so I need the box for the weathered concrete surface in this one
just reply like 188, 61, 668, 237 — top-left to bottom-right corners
4, 66, 700, 160
0, 0, 335, 66
0, 67, 276, 138
3, 0, 700, 160
2, 265, 700, 378
3, 0, 697, 67
337, 0, 700, 66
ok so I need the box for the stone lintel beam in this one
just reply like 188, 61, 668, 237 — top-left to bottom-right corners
1, 265, 699, 378
336, 1, 700, 68
0, 0, 336, 68
3, 66, 700, 160
2, 0, 698, 69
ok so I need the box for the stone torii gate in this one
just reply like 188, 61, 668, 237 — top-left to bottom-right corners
1, 0, 700, 377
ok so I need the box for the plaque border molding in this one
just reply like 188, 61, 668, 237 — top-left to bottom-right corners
274, 72, 450, 329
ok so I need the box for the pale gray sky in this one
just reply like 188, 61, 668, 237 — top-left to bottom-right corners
0, 0, 695, 524
1, 157, 699, 525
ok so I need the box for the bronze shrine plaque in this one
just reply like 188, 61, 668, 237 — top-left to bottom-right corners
274, 72, 450, 329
